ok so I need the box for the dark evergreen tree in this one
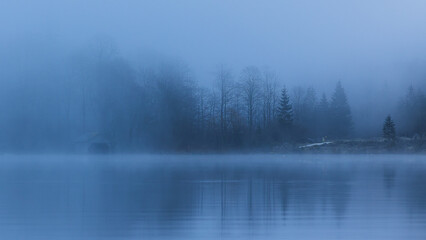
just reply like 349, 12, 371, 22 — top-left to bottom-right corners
318, 93, 329, 115
329, 81, 353, 138
299, 87, 317, 135
383, 115, 396, 140
316, 93, 330, 138
398, 86, 426, 136
277, 87, 293, 127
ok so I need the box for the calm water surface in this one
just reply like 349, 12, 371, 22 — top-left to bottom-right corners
0, 154, 425, 239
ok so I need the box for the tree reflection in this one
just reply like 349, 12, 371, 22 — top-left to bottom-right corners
0, 156, 357, 239
403, 168, 426, 214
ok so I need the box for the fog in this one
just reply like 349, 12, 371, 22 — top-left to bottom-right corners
1, 0, 426, 152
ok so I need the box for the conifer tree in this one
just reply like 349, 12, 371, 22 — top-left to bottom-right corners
383, 115, 396, 141
317, 93, 330, 138
319, 93, 329, 110
277, 87, 293, 127
300, 87, 317, 134
399, 86, 426, 136
329, 81, 352, 138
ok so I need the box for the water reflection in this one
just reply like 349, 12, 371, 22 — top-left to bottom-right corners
383, 164, 396, 197
404, 167, 426, 215
0, 155, 425, 239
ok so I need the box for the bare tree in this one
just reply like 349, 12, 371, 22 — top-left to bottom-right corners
205, 90, 220, 145
215, 65, 234, 138
261, 69, 279, 128
240, 66, 262, 133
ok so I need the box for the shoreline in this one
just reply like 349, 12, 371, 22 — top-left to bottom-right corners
0, 138, 425, 155
292, 138, 426, 154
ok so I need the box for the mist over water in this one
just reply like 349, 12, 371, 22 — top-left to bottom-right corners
0, 154, 426, 240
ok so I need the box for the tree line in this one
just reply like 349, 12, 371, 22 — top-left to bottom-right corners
0, 42, 425, 152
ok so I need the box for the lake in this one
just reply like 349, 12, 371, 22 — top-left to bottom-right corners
0, 154, 425, 239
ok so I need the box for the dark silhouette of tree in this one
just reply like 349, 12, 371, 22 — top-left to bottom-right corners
317, 93, 330, 138
383, 115, 396, 141
329, 81, 353, 139
261, 69, 279, 129
215, 65, 234, 147
291, 87, 305, 123
300, 87, 317, 136
277, 87, 293, 128
240, 66, 261, 135
397, 85, 426, 136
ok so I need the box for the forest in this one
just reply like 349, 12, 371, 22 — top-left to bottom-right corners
0, 41, 425, 153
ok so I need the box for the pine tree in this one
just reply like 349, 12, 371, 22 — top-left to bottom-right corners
399, 86, 426, 136
317, 93, 330, 138
329, 81, 352, 138
277, 87, 293, 127
300, 87, 317, 134
319, 93, 328, 107
383, 115, 396, 141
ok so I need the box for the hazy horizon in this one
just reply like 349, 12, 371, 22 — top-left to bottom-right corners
1, 0, 426, 151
